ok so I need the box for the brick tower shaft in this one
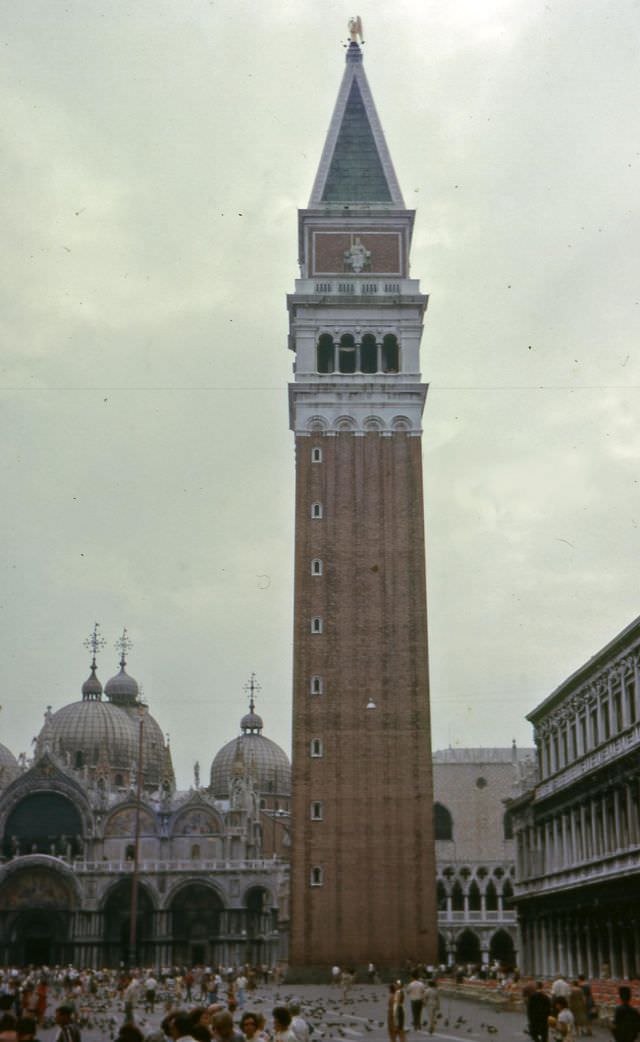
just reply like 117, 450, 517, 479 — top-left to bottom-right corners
288, 34, 437, 974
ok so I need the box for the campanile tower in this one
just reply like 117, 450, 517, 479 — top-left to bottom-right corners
288, 26, 437, 973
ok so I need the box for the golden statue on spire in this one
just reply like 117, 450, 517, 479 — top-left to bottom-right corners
348, 16, 364, 44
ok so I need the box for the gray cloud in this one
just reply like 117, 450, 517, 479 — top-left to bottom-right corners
1, 0, 639, 783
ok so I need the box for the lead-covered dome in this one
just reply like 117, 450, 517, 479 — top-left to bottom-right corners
40, 698, 139, 769
104, 663, 139, 705
209, 679, 290, 799
210, 733, 291, 799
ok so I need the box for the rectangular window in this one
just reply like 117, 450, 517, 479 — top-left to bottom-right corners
311, 801, 323, 820
310, 738, 323, 757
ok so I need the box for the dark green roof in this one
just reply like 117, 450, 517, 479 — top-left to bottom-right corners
321, 80, 392, 203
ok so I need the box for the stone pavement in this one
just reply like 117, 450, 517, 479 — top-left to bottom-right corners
36, 984, 612, 1042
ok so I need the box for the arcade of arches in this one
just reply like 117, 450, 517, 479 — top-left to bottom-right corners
0, 741, 287, 968
0, 859, 277, 968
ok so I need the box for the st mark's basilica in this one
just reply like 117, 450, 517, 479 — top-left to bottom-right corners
0, 627, 291, 969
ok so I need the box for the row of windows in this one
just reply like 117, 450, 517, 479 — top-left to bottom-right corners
436, 877, 514, 910
540, 677, 637, 778
317, 333, 400, 374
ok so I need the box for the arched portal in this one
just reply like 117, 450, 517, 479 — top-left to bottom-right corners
103, 879, 154, 967
490, 929, 516, 969
169, 883, 224, 967
4, 792, 83, 859
244, 886, 275, 965
455, 928, 481, 965
0, 864, 76, 965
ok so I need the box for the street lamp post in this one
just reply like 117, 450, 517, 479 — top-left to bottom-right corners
128, 703, 145, 967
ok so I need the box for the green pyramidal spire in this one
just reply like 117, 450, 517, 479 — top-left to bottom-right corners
309, 40, 405, 208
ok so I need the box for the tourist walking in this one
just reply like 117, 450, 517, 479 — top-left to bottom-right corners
612, 987, 640, 1042
552, 996, 576, 1041
569, 981, 588, 1037
423, 981, 440, 1036
393, 986, 406, 1042
387, 984, 397, 1042
527, 981, 552, 1042
406, 974, 426, 1031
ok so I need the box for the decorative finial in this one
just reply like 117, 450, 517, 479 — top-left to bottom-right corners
83, 622, 106, 670
348, 16, 364, 44
243, 673, 262, 715
115, 627, 133, 669
194, 761, 200, 789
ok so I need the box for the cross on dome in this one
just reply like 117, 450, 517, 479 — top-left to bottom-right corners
243, 672, 262, 715
241, 674, 264, 734
115, 627, 133, 668
83, 622, 106, 669
82, 623, 105, 700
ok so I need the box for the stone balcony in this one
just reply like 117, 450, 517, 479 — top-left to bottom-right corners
292, 277, 423, 298
438, 910, 517, 924
71, 858, 287, 873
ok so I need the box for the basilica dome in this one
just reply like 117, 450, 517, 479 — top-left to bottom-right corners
36, 643, 168, 787
209, 694, 291, 801
41, 696, 139, 770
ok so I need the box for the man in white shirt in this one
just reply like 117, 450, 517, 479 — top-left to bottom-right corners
551, 975, 571, 1001
406, 974, 426, 1031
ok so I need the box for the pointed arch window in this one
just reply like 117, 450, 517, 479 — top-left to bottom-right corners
468, 880, 481, 912
311, 559, 323, 576
451, 880, 464, 912
317, 334, 334, 374
485, 879, 498, 912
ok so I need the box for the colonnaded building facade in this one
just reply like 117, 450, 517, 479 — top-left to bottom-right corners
434, 744, 534, 970
0, 631, 291, 968
288, 23, 437, 973
510, 614, 640, 978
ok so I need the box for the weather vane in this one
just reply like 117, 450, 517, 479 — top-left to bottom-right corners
348, 16, 364, 44
243, 673, 262, 715
83, 622, 106, 667
115, 627, 133, 667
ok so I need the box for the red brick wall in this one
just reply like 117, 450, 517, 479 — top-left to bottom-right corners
290, 431, 437, 970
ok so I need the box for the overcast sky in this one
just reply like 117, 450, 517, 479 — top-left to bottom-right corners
1, 0, 639, 788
